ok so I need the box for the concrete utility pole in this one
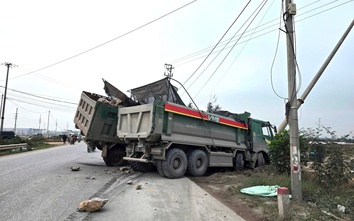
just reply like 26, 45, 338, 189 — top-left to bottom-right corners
0, 62, 17, 134
39, 114, 41, 132
14, 108, 18, 133
284, 0, 302, 200
278, 19, 354, 132
47, 110, 50, 138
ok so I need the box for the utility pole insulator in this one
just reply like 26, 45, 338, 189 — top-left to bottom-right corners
287, 3, 297, 15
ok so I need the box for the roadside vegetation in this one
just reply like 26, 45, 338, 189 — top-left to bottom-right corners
233, 123, 354, 221
0, 135, 62, 156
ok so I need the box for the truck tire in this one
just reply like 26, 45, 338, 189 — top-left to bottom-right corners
256, 152, 265, 167
156, 160, 166, 177
234, 152, 244, 171
162, 148, 187, 179
129, 161, 154, 172
103, 149, 125, 167
187, 150, 209, 177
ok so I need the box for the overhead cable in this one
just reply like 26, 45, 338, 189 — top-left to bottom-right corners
8, 1, 197, 80
182, 0, 251, 88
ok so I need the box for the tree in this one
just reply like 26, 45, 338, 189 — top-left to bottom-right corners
206, 95, 221, 113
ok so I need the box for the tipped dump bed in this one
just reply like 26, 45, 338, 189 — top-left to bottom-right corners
74, 91, 122, 143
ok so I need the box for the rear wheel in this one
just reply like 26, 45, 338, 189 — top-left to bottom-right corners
162, 148, 187, 179
129, 161, 154, 172
256, 152, 265, 167
103, 149, 125, 167
156, 160, 166, 177
187, 150, 209, 177
234, 152, 244, 171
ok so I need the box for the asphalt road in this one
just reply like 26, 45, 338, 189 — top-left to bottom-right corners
0, 142, 245, 221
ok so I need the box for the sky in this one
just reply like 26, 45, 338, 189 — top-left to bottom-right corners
0, 0, 353, 137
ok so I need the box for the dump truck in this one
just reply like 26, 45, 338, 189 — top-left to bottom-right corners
74, 91, 127, 166
74, 78, 276, 177
74, 80, 138, 166
116, 78, 277, 178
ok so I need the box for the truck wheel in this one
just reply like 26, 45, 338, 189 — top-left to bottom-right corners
129, 161, 154, 172
256, 152, 265, 167
156, 160, 166, 177
103, 149, 125, 167
187, 150, 208, 177
234, 152, 244, 171
162, 148, 187, 179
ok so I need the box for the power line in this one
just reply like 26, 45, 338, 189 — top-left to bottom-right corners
212, 0, 277, 94
8, 1, 197, 80
170, 0, 352, 67
7, 96, 76, 110
193, 0, 269, 99
6, 99, 48, 114
0, 86, 77, 105
182, 0, 251, 88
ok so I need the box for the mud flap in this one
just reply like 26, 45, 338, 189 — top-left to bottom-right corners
101, 146, 107, 158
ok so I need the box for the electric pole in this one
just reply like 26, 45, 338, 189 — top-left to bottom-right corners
39, 114, 41, 133
47, 110, 50, 138
284, 0, 302, 200
0, 62, 17, 134
14, 108, 18, 133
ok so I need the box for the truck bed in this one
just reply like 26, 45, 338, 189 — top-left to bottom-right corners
117, 101, 249, 150
74, 91, 122, 143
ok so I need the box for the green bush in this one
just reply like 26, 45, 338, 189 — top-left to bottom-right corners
273, 121, 352, 188
269, 130, 309, 174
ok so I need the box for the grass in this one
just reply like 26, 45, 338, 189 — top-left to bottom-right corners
231, 163, 354, 221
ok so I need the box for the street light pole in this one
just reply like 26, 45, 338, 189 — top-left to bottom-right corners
0, 62, 17, 134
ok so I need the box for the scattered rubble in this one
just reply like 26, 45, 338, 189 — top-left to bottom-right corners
120, 167, 130, 172
135, 184, 142, 190
70, 166, 80, 171
85, 176, 96, 180
127, 180, 133, 185
77, 197, 108, 212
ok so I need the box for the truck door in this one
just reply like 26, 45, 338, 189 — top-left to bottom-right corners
249, 119, 275, 152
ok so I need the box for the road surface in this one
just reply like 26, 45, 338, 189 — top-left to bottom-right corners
0, 142, 245, 221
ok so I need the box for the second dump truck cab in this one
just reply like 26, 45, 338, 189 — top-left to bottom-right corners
117, 78, 276, 178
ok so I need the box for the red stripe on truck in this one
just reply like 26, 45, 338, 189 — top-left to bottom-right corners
165, 103, 248, 130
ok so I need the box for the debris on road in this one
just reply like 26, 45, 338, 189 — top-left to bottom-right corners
135, 184, 142, 190
120, 167, 130, 172
77, 197, 108, 212
85, 176, 96, 180
70, 166, 80, 171
127, 180, 133, 185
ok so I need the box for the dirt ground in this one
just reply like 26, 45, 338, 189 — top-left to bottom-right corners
189, 168, 270, 221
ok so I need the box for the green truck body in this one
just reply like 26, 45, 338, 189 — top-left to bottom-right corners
117, 100, 276, 178
74, 91, 126, 166
74, 78, 276, 178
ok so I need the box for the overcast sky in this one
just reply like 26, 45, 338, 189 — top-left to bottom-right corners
0, 0, 353, 137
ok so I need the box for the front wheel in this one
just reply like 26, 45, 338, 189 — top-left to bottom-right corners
234, 152, 244, 171
256, 152, 265, 167
103, 149, 125, 166
162, 148, 187, 179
